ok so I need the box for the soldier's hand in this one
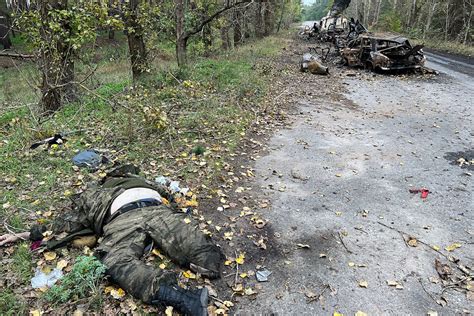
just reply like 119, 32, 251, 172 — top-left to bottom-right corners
0, 232, 30, 246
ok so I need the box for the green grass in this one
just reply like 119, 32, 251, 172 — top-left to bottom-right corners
12, 243, 33, 283
0, 288, 26, 316
416, 39, 474, 57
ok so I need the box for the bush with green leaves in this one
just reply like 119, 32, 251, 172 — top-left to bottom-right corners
44, 255, 106, 305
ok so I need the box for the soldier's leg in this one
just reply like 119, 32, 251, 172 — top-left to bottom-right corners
97, 212, 209, 315
97, 216, 175, 303
143, 206, 223, 278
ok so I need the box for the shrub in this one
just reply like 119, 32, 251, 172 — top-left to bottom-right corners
44, 256, 106, 305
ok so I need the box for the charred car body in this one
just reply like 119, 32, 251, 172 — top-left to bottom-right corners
341, 35, 426, 71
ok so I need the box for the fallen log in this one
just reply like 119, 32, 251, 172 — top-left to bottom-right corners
0, 51, 35, 59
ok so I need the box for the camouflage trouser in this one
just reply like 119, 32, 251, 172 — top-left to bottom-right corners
95, 206, 223, 303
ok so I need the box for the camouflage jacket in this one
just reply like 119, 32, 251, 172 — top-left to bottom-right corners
30, 165, 176, 249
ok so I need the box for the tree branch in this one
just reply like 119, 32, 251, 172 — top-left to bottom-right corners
183, 0, 254, 40
0, 51, 35, 59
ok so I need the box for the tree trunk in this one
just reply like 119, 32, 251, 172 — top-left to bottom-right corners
175, 0, 187, 67
276, 0, 285, 32
263, 0, 274, 36
256, 0, 264, 38
221, 1, 231, 50
203, 24, 212, 55
423, 0, 438, 40
463, 0, 472, 44
125, 0, 148, 80
233, 7, 243, 46
176, 37, 187, 67
221, 23, 230, 50
444, 0, 450, 41
38, 0, 73, 114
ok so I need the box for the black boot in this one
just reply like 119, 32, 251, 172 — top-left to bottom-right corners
151, 285, 208, 316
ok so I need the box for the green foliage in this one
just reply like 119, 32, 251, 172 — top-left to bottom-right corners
379, 11, 402, 33
12, 243, 33, 283
0, 289, 26, 316
16, 2, 122, 53
302, 0, 330, 21
44, 256, 106, 305
192, 145, 206, 155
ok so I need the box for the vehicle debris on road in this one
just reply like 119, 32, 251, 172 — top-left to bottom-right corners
300, 53, 329, 75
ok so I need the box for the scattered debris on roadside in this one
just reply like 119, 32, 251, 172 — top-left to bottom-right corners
409, 187, 430, 199
256, 269, 272, 282
30, 133, 67, 150
72, 150, 109, 170
300, 53, 329, 75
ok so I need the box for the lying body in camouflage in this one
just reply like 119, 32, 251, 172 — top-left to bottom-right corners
28, 165, 223, 315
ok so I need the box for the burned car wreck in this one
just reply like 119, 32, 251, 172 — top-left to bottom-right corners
341, 35, 426, 71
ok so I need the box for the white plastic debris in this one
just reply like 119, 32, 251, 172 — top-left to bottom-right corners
31, 267, 63, 288
155, 176, 169, 186
169, 181, 181, 193
155, 176, 189, 195
256, 269, 272, 282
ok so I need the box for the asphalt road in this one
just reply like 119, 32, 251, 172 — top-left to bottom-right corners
238, 50, 473, 314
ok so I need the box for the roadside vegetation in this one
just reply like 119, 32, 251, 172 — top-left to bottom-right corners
0, 24, 292, 316
0, 0, 299, 313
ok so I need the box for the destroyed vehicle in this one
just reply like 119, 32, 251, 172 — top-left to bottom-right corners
341, 35, 426, 71
320, 14, 348, 34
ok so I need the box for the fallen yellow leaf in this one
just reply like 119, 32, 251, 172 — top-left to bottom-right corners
41, 265, 52, 274
334, 312, 344, 316
355, 312, 367, 316
159, 263, 166, 269
30, 310, 42, 316
348, 262, 355, 267
184, 218, 191, 224
358, 280, 368, 288
224, 232, 233, 240
387, 280, 399, 286
232, 283, 243, 292
44, 251, 57, 261
223, 301, 234, 307
110, 288, 125, 299
407, 237, 418, 247
185, 199, 198, 207
183, 270, 196, 279
165, 306, 173, 316
235, 253, 245, 265
445, 243, 461, 252
56, 259, 68, 270
244, 287, 256, 295
240, 273, 248, 278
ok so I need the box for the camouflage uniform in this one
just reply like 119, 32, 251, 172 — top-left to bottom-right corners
31, 166, 223, 303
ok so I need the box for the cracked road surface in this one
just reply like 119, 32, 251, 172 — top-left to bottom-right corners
239, 51, 473, 314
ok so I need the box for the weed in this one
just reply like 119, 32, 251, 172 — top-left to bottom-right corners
0, 288, 26, 316
191, 145, 206, 156
44, 256, 106, 305
12, 243, 33, 283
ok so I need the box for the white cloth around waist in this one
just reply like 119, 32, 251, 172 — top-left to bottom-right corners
110, 188, 162, 215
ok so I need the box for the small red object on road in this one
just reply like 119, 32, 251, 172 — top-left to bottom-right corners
409, 188, 430, 199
